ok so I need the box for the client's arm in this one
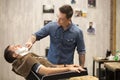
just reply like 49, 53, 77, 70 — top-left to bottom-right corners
38, 65, 85, 75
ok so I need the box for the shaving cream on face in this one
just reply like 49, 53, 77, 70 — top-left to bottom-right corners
15, 47, 28, 54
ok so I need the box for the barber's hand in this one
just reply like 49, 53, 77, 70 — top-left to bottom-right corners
25, 42, 33, 50
65, 64, 80, 67
68, 66, 85, 73
72, 64, 80, 67
78, 66, 85, 71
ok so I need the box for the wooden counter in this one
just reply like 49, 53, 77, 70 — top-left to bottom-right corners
104, 62, 120, 72
70, 75, 98, 80
104, 62, 120, 80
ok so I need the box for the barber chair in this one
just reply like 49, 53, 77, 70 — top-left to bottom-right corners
26, 68, 88, 80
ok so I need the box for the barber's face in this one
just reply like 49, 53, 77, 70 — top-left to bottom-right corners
57, 11, 70, 27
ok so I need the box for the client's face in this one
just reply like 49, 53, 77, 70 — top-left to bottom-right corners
9, 44, 28, 56
8, 45, 23, 58
9, 45, 22, 52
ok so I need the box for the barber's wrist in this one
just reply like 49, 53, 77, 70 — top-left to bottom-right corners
64, 64, 67, 67
80, 64, 84, 68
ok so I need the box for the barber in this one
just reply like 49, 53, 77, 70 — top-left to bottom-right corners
25, 4, 86, 67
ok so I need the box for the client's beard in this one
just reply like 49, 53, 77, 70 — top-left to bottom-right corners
15, 47, 28, 54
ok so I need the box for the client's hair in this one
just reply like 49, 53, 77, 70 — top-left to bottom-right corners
4, 45, 16, 63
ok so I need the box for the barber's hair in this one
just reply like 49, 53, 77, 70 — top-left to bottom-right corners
59, 4, 73, 19
4, 45, 16, 63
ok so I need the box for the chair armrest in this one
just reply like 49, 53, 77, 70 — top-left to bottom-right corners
27, 68, 88, 80
41, 70, 88, 80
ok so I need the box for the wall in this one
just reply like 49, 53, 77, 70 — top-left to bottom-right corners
116, 0, 120, 50
0, 0, 111, 80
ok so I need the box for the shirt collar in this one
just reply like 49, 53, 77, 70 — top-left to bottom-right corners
57, 22, 73, 32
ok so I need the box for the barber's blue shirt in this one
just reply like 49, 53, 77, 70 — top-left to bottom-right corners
34, 21, 85, 64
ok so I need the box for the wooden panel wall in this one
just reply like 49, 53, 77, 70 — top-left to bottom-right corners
110, 0, 116, 54
116, 0, 120, 50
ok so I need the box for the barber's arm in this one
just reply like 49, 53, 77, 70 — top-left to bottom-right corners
55, 64, 80, 68
25, 34, 36, 50
76, 29, 85, 68
38, 65, 84, 75
79, 53, 85, 68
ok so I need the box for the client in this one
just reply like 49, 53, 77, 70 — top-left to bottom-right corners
4, 44, 85, 79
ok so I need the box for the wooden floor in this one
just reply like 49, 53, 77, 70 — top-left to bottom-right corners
69, 75, 98, 80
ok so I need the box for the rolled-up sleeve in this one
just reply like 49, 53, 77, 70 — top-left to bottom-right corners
34, 23, 51, 40
76, 29, 86, 54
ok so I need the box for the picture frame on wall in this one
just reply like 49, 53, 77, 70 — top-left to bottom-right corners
87, 22, 95, 35
71, 0, 76, 4
74, 10, 82, 17
43, 5, 54, 13
88, 0, 96, 8
82, 9, 87, 17
44, 20, 52, 25
74, 9, 87, 18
